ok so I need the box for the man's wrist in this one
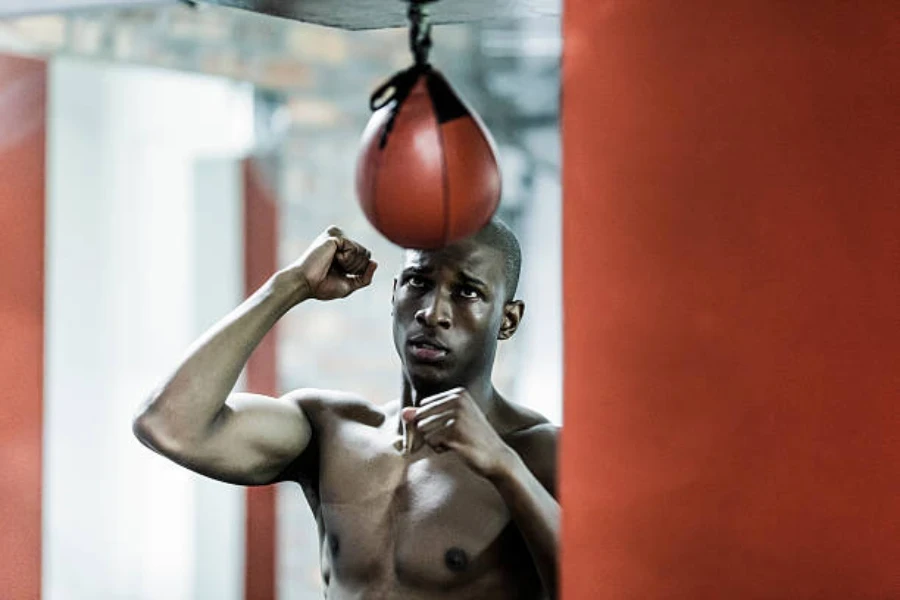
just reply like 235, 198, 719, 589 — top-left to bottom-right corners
268, 270, 312, 307
486, 445, 527, 488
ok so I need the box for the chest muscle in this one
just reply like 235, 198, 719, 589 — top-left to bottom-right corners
317, 423, 511, 587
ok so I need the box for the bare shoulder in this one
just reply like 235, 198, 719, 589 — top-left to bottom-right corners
506, 422, 560, 465
502, 408, 560, 497
272, 388, 385, 485
282, 388, 386, 429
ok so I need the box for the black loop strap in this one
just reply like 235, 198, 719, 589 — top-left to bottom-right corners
369, 66, 421, 112
368, 64, 431, 149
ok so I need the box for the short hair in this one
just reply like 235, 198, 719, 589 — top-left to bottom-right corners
471, 218, 521, 301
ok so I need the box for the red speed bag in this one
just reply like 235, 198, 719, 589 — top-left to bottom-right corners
355, 66, 502, 249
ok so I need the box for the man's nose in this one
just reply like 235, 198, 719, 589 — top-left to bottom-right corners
415, 290, 452, 329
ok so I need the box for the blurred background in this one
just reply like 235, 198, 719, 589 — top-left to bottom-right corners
0, 2, 561, 598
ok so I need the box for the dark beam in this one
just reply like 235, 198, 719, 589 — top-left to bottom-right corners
200, 0, 559, 30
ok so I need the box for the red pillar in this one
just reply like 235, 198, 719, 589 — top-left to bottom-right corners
0, 55, 47, 600
243, 159, 279, 600
561, 2, 899, 598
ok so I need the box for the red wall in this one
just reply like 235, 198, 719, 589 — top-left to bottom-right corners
561, 2, 899, 598
0, 55, 46, 600
243, 159, 279, 600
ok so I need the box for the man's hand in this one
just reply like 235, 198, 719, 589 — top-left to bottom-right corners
284, 226, 378, 302
402, 387, 516, 479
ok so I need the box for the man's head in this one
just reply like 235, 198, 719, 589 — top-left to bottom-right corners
391, 219, 525, 396
471, 219, 522, 302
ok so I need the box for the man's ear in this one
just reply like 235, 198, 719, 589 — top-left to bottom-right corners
498, 300, 525, 340
391, 278, 398, 313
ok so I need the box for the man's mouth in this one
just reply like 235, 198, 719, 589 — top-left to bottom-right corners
408, 338, 449, 362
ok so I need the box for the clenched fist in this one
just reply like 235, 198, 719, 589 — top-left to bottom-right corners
402, 387, 518, 479
284, 226, 378, 302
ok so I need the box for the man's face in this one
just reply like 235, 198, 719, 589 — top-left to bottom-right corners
392, 238, 512, 395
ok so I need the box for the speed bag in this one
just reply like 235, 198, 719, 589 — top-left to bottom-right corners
355, 65, 502, 249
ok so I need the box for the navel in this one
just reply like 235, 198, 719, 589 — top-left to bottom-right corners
444, 547, 469, 572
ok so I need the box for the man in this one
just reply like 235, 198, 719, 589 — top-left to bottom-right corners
133, 220, 560, 599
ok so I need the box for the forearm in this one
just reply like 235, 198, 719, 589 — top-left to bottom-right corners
135, 271, 307, 441
490, 452, 560, 599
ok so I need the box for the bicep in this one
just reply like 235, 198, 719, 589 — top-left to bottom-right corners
177, 390, 315, 486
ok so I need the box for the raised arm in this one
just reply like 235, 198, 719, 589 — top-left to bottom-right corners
132, 226, 377, 486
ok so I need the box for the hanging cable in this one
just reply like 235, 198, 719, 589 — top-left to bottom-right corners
408, 1, 433, 67
367, 1, 438, 147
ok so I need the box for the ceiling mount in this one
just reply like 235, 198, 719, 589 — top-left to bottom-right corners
198, 0, 560, 31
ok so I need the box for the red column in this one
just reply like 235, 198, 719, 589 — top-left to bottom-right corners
0, 55, 47, 600
561, 2, 899, 598
242, 158, 279, 600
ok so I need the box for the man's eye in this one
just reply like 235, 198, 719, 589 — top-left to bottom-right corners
458, 287, 480, 299
408, 276, 426, 288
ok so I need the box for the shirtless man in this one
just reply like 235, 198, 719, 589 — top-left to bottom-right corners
133, 220, 559, 599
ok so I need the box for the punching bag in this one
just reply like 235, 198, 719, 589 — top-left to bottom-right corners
355, 62, 502, 249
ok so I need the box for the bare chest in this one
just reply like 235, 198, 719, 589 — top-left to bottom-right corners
315, 419, 516, 591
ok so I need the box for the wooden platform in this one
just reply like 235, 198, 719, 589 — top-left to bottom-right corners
201, 0, 560, 30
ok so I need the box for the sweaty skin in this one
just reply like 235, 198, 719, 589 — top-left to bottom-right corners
133, 226, 559, 599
